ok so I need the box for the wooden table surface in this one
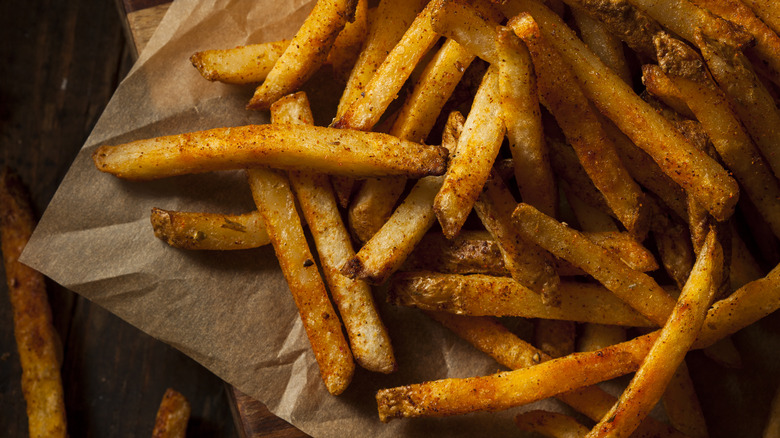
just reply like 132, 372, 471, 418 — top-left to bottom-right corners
0, 0, 303, 436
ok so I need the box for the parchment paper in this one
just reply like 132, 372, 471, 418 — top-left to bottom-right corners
19, 0, 565, 436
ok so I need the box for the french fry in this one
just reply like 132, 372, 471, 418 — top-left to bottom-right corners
274, 92, 396, 374
512, 203, 676, 326
151, 388, 191, 438
583, 232, 659, 273
696, 29, 780, 179
341, 111, 463, 285
246, 0, 358, 109
500, 0, 740, 221
434, 65, 505, 238
652, 34, 780, 239
92, 124, 448, 180
327, 0, 369, 81
348, 38, 477, 242
570, 7, 632, 85
389, 272, 654, 326
587, 229, 722, 438
662, 362, 709, 438
515, 410, 589, 438
577, 324, 627, 352
1, 168, 67, 438
733, 0, 780, 37
473, 170, 560, 300
649, 200, 696, 289
534, 319, 575, 358
565, 189, 619, 233
190, 40, 290, 84
150, 208, 269, 250
497, 26, 557, 217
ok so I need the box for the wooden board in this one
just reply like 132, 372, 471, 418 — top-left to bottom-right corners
115, 1, 308, 436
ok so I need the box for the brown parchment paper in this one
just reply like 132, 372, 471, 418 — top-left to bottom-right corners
18, 0, 566, 436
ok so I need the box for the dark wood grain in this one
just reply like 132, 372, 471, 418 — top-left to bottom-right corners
0, 0, 237, 436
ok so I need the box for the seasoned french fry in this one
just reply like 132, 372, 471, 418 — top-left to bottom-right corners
577, 324, 627, 352
327, 0, 369, 81
348, 39, 477, 242
515, 410, 589, 438
734, 0, 780, 37
190, 40, 290, 84
565, 189, 618, 233
497, 27, 557, 216
273, 92, 395, 374
92, 124, 448, 180
389, 272, 654, 326
662, 362, 709, 438
512, 203, 676, 326
587, 229, 722, 438
571, 7, 632, 85
1, 169, 67, 437
150, 208, 269, 250
583, 233, 659, 273
247, 0, 358, 109
696, 29, 780, 179
649, 200, 696, 289
402, 231, 509, 276
474, 171, 560, 300
434, 66, 505, 238
151, 388, 191, 438
341, 111, 463, 285
500, 0, 740, 221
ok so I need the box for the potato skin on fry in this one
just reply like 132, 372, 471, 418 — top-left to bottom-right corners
1, 168, 67, 438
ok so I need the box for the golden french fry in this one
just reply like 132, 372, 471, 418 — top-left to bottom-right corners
190, 40, 290, 84
434, 66, 505, 238
389, 272, 654, 326
401, 231, 510, 276
327, 0, 369, 81
93, 124, 448, 180
273, 92, 395, 374
726, 0, 780, 38
571, 7, 632, 84
515, 410, 589, 438
584, 231, 659, 273
247, 0, 358, 109
577, 324, 627, 352
150, 208, 269, 250
496, 27, 557, 217
512, 203, 676, 326
500, 0, 740, 222
587, 229, 722, 438
662, 362, 709, 438
1, 169, 67, 437
565, 189, 619, 233
151, 388, 190, 438
649, 200, 696, 289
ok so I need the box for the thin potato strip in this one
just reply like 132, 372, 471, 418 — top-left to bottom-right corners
578, 324, 627, 352
474, 171, 560, 299
271, 92, 395, 374
151, 388, 191, 438
332, 0, 442, 131
513, 13, 646, 236
190, 40, 290, 84
549, 139, 612, 216
497, 27, 557, 216
696, 30, 780, 179
583, 231, 659, 273
649, 200, 696, 289
728, 0, 780, 38
427, 312, 684, 437
653, 34, 780, 238
571, 7, 632, 85
1, 169, 67, 437
587, 230, 722, 438
389, 272, 655, 326
378, 261, 780, 422
342, 111, 464, 284
434, 66, 505, 238
512, 203, 676, 326
247, 0, 358, 109
565, 190, 619, 233
93, 124, 448, 180
515, 410, 589, 438
327, 0, 369, 80
662, 362, 709, 438
500, 0, 740, 221
150, 208, 269, 250
348, 39, 477, 242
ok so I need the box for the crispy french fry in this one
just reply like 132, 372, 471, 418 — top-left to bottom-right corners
474, 171, 560, 300
649, 201, 696, 289
515, 410, 589, 438
151, 388, 191, 438
327, 0, 369, 81
549, 139, 612, 217
584, 232, 658, 273
190, 40, 290, 84
150, 208, 269, 250
571, 7, 632, 85
587, 229, 722, 438
497, 26, 557, 217
512, 203, 676, 326
92, 124, 448, 180
348, 39, 477, 242
2, 169, 67, 437
662, 362, 709, 438
732, 0, 780, 37
565, 189, 618, 233
389, 272, 654, 326
247, 0, 358, 109
341, 111, 464, 285
434, 66, 505, 238
272, 92, 395, 374
500, 0, 740, 221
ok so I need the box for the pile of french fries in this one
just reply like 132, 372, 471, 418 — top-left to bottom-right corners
92, 0, 780, 435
